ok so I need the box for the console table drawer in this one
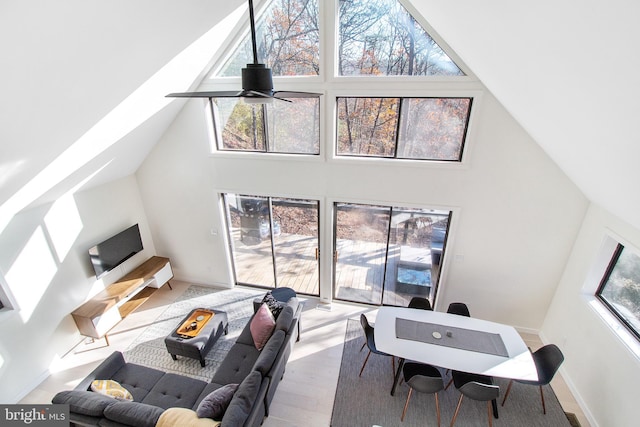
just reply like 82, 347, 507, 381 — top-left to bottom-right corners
148, 261, 173, 288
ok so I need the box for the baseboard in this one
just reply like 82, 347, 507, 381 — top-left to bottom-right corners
13, 368, 50, 404
539, 331, 599, 427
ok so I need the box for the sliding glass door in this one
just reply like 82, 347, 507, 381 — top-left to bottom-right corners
333, 202, 450, 306
223, 194, 320, 295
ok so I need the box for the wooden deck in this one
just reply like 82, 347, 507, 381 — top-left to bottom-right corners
230, 231, 440, 306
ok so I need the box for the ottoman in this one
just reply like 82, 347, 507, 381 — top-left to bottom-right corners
164, 308, 228, 367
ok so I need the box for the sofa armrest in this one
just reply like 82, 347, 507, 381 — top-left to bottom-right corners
75, 351, 127, 391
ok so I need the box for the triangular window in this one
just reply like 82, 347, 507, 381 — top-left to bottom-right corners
338, 0, 463, 76
217, 0, 320, 77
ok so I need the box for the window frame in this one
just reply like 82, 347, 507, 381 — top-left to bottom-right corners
334, 96, 473, 162
595, 243, 640, 341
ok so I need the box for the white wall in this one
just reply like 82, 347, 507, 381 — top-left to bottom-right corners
138, 89, 588, 330
0, 175, 154, 403
542, 204, 640, 427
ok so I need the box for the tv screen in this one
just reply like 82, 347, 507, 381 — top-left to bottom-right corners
89, 224, 143, 279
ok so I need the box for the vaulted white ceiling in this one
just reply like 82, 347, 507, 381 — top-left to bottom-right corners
2, 0, 639, 230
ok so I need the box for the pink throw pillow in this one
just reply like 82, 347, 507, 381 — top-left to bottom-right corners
250, 303, 276, 350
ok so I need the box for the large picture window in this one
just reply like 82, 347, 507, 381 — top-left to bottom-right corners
336, 97, 471, 161
597, 243, 640, 340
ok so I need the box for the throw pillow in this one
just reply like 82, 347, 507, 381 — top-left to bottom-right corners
196, 384, 239, 420
157, 408, 221, 427
261, 291, 285, 319
250, 303, 276, 350
91, 379, 133, 401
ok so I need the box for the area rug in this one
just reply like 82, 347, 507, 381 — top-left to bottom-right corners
124, 285, 264, 382
331, 319, 572, 427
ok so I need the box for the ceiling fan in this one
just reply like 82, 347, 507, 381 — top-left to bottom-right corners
166, 0, 320, 103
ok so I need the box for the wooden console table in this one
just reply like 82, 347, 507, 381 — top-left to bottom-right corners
72, 256, 173, 345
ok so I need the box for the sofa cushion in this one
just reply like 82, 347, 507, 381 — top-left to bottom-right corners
253, 330, 285, 376
141, 373, 207, 409
220, 371, 262, 426
52, 389, 115, 417
103, 401, 164, 427
274, 306, 294, 334
212, 344, 260, 385
250, 303, 276, 350
196, 383, 238, 420
110, 363, 166, 402
157, 408, 221, 427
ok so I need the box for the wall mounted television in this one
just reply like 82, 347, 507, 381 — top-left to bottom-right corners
89, 224, 143, 279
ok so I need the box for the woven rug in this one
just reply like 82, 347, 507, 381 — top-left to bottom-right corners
124, 286, 264, 382
331, 319, 572, 427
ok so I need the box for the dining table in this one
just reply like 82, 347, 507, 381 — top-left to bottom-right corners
374, 306, 539, 398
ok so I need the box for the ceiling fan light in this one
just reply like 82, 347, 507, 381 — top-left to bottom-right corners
242, 63, 274, 93
243, 96, 274, 105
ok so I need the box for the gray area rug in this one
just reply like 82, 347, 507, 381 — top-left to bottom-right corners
331, 319, 572, 427
124, 286, 264, 382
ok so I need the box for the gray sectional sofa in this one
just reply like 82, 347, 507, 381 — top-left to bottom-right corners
52, 294, 302, 427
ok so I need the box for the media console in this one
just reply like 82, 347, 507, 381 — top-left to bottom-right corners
71, 256, 173, 345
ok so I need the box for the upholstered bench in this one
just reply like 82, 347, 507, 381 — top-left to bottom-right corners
164, 308, 228, 367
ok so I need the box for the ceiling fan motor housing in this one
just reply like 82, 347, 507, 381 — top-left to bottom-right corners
242, 63, 274, 94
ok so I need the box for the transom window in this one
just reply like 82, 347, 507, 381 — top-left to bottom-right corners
210, 97, 320, 154
336, 97, 471, 161
206, 0, 473, 157
216, 0, 320, 77
597, 243, 640, 340
338, 0, 463, 76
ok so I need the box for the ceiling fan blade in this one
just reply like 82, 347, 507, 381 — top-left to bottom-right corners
273, 91, 322, 98
166, 91, 243, 98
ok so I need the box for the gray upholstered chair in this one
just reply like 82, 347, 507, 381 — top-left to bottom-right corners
450, 371, 499, 427
501, 344, 564, 414
401, 362, 444, 425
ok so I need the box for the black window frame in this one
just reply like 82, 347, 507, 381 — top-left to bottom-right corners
596, 243, 640, 341
335, 96, 473, 162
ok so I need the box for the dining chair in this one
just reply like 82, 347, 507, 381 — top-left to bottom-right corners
401, 362, 444, 426
501, 344, 564, 414
408, 297, 432, 310
446, 302, 470, 317
359, 314, 395, 378
450, 371, 499, 427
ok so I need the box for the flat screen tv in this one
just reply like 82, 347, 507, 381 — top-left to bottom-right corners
89, 224, 143, 279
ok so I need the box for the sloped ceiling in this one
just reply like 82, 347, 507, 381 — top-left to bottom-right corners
414, 0, 640, 230
2, 0, 639, 231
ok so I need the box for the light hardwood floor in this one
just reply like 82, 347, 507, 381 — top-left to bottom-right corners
20, 280, 590, 427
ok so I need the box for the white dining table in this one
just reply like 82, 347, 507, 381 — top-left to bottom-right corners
374, 307, 538, 396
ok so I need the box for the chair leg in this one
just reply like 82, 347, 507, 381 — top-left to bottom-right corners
450, 395, 464, 427
360, 341, 366, 352
501, 379, 514, 406
487, 402, 493, 427
359, 350, 371, 377
401, 388, 413, 421
539, 385, 546, 414
444, 377, 453, 390
435, 393, 441, 427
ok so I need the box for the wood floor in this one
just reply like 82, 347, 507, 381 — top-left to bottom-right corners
20, 281, 590, 427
